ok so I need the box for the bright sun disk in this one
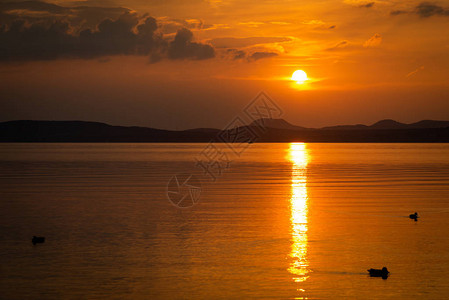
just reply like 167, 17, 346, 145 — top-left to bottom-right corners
292, 70, 308, 84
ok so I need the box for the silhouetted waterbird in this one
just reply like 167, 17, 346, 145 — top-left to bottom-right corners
32, 236, 45, 245
409, 212, 419, 221
368, 267, 389, 279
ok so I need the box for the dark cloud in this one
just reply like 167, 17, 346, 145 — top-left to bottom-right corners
232, 50, 246, 60
390, 2, 449, 18
329, 25, 336, 29
67, 0, 121, 6
224, 49, 279, 61
416, 2, 449, 17
248, 51, 278, 61
0, 19, 77, 60
359, 2, 375, 8
0, 2, 215, 62
168, 28, 214, 60
0, 1, 69, 15
71, 6, 131, 28
0, 12, 162, 60
390, 10, 407, 16
226, 49, 246, 60
0, 1, 129, 29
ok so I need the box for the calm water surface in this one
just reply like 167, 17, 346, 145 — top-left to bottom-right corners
0, 143, 449, 299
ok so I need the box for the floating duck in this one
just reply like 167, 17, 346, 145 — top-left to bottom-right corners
368, 267, 389, 279
409, 212, 419, 221
32, 236, 45, 245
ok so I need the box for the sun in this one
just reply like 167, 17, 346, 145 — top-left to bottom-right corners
291, 70, 308, 84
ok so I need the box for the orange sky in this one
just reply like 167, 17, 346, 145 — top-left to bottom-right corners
1, 0, 449, 129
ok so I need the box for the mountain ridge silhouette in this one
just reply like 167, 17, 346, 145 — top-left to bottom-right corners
1, 119, 448, 142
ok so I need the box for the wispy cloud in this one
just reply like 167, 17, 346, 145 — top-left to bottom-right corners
406, 66, 424, 77
238, 21, 264, 27
208, 36, 291, 48
327, 40, 349, 51
363, 33, 382, 48
302, 19, 325, 25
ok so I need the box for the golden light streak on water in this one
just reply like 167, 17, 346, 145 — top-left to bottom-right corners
288, 142, 310, 283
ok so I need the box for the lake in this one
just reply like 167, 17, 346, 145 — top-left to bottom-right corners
0, 143, 448, 299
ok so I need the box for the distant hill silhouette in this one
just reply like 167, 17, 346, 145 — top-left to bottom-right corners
249, 118, 308, 131
1, 119, 448, 142
322, 119, 449, 130
370, 119, 410, 129
0, 120, 212, 142
407, 120, 449, 129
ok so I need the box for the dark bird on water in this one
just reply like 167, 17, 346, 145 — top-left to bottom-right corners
32, 236, 45, 245
368, 267, 389, 279
409, 212, 419, 221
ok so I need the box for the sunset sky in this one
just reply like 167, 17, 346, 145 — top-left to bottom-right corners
1, 0, 449, 129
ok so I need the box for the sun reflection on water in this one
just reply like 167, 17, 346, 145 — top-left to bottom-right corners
288, 142, 309, 283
